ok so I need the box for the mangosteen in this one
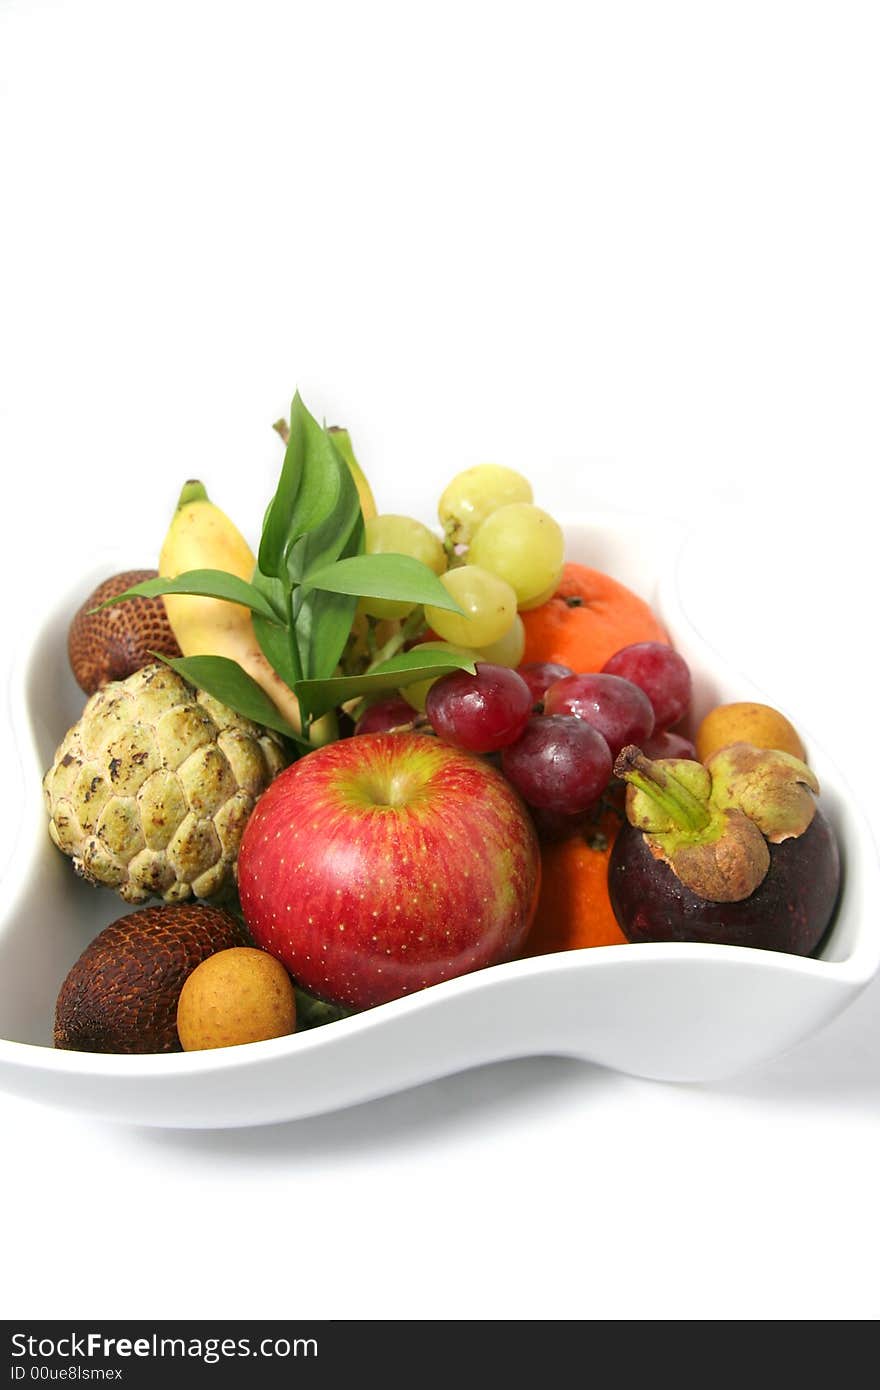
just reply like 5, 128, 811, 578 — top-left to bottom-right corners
608, 743, 841, 957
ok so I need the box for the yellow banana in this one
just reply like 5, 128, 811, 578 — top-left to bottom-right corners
159, 481, 336, 744
326, 426, 378, 522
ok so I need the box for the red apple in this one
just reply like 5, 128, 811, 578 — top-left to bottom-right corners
237, 731, 541, 1010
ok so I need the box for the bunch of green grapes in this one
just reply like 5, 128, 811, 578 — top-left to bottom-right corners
353, 465, 564, 714
437, 463, 564, 603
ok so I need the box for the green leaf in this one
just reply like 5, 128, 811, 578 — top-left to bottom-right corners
297, 430, 363, 579
251, 610, 301, 693
251, 569, 301, 690
294, 647, 476, 722
293, 985, 352, 1029
325, 426, 359, 475
152, 652, 310, 746
302, 553, 463, 612
251, 508, 366, 688
297, 513, 365, 681
259, 392, 351, 579
94, 571, 284, 625
299, 590, 360, 685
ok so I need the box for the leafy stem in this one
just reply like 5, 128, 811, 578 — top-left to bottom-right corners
284, 581, 306, 729
365, 608, 426, 673
100, 392, 478, 748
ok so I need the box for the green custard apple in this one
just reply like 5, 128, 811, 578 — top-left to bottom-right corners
43, 663, 287, 903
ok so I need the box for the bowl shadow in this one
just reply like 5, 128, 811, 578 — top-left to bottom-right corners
132, 1054, 617, 1163
706, 969, 880, 1109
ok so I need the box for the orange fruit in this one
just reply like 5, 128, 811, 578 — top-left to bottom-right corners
521, 807, 627, 956
520, 562, 668, 673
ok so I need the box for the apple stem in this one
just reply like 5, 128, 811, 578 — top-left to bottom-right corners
614, 746, 712, 833
273, 418, 290, 445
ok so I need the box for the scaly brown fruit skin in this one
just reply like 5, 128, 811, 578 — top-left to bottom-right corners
54, 903, 249, 1053
68, 570, 182, 695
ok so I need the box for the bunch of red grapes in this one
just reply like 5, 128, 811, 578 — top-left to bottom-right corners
355, 641, 696, 832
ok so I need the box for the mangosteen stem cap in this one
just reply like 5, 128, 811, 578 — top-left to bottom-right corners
614, 744, 772, 902
614, 745, 712, 834
706, 743, 819, 843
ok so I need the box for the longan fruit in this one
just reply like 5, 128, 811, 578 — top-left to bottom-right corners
695, 702, 806, 764
176, 947, 296, 1051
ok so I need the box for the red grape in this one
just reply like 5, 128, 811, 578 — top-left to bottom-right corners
354, 697, 416, 736
528, 806, 593, 842
601, 642, 692, 731
640, 728, 697, 760
501, 715, 613, 814
543, 672, 654, 759
426, 662, 533, 754
517, 661, 574, 707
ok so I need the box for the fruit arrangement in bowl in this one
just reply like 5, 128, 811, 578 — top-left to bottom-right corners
0, 392, 877, 1127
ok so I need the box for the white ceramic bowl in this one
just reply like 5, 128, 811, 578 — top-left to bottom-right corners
1, 514, 877, 1128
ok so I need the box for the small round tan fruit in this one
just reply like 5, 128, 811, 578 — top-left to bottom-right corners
68, 570, 182, 695
176, 947, 297, 1051
695, 701, 806, 763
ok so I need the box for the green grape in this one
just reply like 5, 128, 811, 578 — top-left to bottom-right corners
359, 513, 447, 620
400, 641, 473, 711
424, 565, 519, 648
438, 464, 533, 545
516, 571, 563, 611
468, 503, 565, 608
476, 613, 525, 667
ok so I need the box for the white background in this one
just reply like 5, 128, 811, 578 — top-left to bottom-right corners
1, 0, 879, 1322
